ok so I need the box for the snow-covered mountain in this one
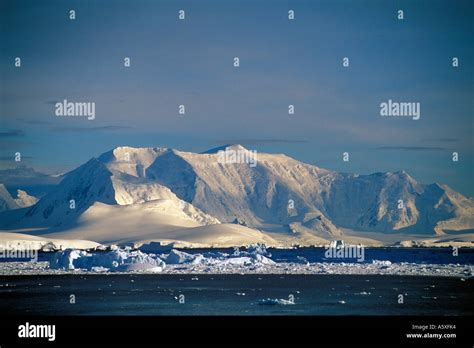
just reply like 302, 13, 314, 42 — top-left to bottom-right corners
0, 145, 472, 247
0, 184, 19, 212
143, 145, 473, 235
0, 185, 38, 212
324, 171, 473, 235
1, 151, 218, 229
14, 190, 39, 208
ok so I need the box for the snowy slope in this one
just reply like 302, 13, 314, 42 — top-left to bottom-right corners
145, 145, 473, 235
0, 144, 472, 247
0, 184, 19, 212
0, 149, 218, 231
0, 185, 40, 212
324, 172, 474, 234
146, 146, 335, 229
45, 201, 272, 247
14, 190, 39, 208
0, 232, 100, 251
3, 159, 117, 228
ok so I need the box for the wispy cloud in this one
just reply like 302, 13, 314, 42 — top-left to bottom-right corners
0, 129, 24, 138
50, 125, 133, 132
422, 138, 459, 143
16, 118, 52, 125
214, 138, 308, 146
374, 146, 447, 151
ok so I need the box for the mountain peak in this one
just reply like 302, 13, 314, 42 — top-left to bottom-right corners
1, 144, 472, 241
97, 146, 168, 164
111, 145, 168, 155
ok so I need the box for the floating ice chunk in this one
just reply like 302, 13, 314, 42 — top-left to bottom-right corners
219, 254, 274, 266
90, 266, 109, 272
221, 257, 253, 266
233, 243, 272, 257
372, 260, 392, 267
165, 249, 203, 265
258, 298, 295, 305
118, 263, 164, 272
49, 249, 86, 270
355, 291, 371, 296
246, 243, 271, 257
228, 244, 275, 265
254, 254, 276, 265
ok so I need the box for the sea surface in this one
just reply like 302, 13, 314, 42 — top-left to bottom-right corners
1, 274, 472, 315
175, 246, 474, 264
1, 247, 473, 315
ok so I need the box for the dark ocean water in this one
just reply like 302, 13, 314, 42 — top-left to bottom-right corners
180, 247, 474, 265
1, 274, 472, 315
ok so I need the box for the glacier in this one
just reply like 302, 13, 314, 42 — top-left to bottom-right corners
0, 144, 472, 248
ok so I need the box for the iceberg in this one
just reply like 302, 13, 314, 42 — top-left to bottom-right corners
164, 249, 204, 265
49, 249, 165, 272
258, 298, 295, 305
47, 244, 278, 273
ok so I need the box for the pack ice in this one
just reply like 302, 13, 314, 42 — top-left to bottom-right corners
48, 244, 276, 272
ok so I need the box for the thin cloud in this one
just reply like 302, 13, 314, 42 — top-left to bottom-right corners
214, 139, 308, 145
374, 146, 447, 151
16, 118, 52, 125
45, 100, 60, 105
50, 125, 133, 132
422, 138, 459, 143
0, 129, 24, 138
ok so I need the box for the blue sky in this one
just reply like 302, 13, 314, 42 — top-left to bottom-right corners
1, 0, 473, 196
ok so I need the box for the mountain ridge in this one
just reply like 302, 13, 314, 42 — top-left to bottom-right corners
0, 144, 472, 247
